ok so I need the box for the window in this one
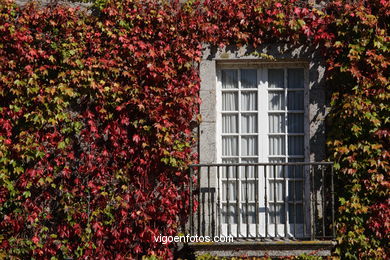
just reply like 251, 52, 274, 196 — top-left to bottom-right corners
217, 65, 308, 237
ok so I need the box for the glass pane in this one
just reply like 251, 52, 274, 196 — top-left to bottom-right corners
288, 113, 304, 133
241, 158, 257, 178
269, 114, 285, 133
288, 180, 304, 201
241, 69, 257, 88
222, 180, 237, 201
288, 158, 304, 178
241, 136, 258, 156
269, 204, 286, 224
287, 91, 304, 110
222, 136, 238, 156
241, 114, 257, 133
222, 69, 238, 89
268, 69, 284, 88
222, 92, 238, 111
288, 136, 304, 155
288, 203, 303, 224
242, 203, 256, 224
222, 158, 238, 178
222, 114, 238, 133
269, 91, 285, 110
241, 91, 257, 111
222, 204, 238, 224
269, 136, 285, 155
268, 158, 285, 178
288, 68, 304, 89
269, 181, 284, 202
241, 181, 256, 201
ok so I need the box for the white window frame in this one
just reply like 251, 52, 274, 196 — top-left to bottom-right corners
215, 62, 310, 238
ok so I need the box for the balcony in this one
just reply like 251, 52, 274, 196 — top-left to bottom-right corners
184, 162, 336, 257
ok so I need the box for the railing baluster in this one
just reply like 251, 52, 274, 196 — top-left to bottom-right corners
255, 164, 259, 238
310, 165, 315, 240
207, 166, 211, 237
331, 165, 335, 239
236, 165, 240, 238
273, 165, 277, 238
293, 165, 297, 238
189, 167, 193, 235
201, 173, 205, 237
198, 167, 201, 237
264, 165, 268, 239
284, 165, 288, 238
217, 166, 221, 237
303, 165, 307, 239
245, 165, 249, 238
321, 165, 325, 238
227, 165, 231, 237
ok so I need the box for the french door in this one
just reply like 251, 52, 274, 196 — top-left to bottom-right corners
217, 65, 308, 238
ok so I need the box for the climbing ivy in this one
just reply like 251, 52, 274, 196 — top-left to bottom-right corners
0, 0, 388, 258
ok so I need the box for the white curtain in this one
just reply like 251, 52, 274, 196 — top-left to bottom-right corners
222, 136, 238, 156
269, 157, 285, 178
222, 92, 238, 111
269, 181, 284, 202
269, 136, 285, 155
288, 180, 303, 201
288, 136, 304, 155
288, 68, 304, 89
222, 158, 238, 178
269, 91, 285, 110
288, 158, 304, 178
287, 113, 303, 132
241, 136, 258, 156
288, 204, 304, 224
268, 69, 284, 88
241, 158, 257, 178
241, 91, 257, 110
270, 204, 285, 224
241, 114, 257, 133
241, 180, 256, 201
222, 204, 237, 224
241, 69, 257, 88
265, 68, 306, 227
222, 114, 238, 133
242, 203, 256, 224
269, 114, 285, 133
287, 91, 304, 110
222, 69, 238, 89
222, 181, 237, 201
268, 157, 286, 225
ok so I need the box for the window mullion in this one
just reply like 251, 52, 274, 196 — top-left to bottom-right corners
257, 68, 262, 236
284, 68, 288, 161
258, 69, 261, 164
238, 69, 241, 162
237, 69, 242, 235
284, 68, 289, 232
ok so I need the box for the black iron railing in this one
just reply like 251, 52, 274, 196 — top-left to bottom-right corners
187, 162, 335, 240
